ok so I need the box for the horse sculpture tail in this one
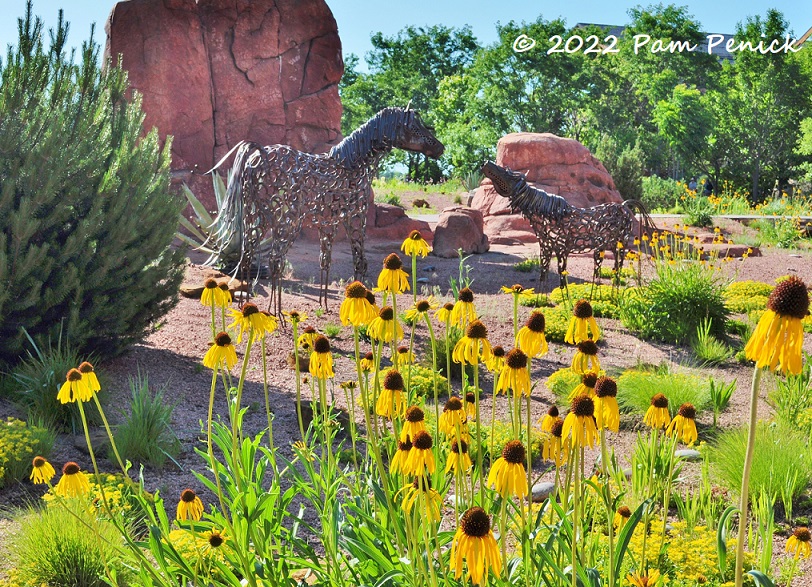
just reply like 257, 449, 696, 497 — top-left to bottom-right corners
204, 140, 262, 272
622, 199, 657, 242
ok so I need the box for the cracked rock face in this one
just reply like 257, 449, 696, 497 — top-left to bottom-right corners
104, 0, 343, 191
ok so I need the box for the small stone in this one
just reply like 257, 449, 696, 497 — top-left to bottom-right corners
622, 467, 633, 480
422, 265, 436, 272
531, 481, 556, 502
675, 449, 702, 462
445, 493, 466, 508
416, 277, 429, 284
789, 254, 802, 258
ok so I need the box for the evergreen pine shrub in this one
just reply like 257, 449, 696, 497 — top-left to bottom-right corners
0, 7, 185, 366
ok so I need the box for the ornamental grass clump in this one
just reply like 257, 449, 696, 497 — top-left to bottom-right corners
617, 368, 711, 417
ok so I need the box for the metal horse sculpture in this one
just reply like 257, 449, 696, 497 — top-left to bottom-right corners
482, 161, 654, 288
208, 107, 444, 316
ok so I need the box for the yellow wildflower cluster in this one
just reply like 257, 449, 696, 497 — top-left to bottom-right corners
0, 417, 51, 487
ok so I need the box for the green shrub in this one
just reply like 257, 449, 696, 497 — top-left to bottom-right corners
709, 423, 812, 513
768, 357, 812, 433
513, 257, 541, 273
0, 417, 54, 487
9, 501, 131, 587
11, 329, 102, 431
594, 135, 644, 201
477, 419, 543, 465
682, 195, 714, 227
617, 368, 711, 417
114, 373, 180, 469
619, 261, 729, 344
641, 176, 684, 211
549, 284, 623, 319
537, 305, 571, 343
402, 364, 449, 398
690, 317, 733, 365
545, 368, 581, 403
753, 217, 803, 248
323, 323, 342, 338
0, 11, 185, 367
518, 293, 554, 308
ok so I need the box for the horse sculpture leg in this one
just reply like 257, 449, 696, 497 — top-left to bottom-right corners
267, 255, 285, 319
345, 207, 368, 283
318, 225, 337, 310
556, 255, 569, 292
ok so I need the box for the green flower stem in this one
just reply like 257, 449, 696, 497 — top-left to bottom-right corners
473, 356, 484, 505
443, 317, 452, 395
260, 335, 278, 473
513, 294, 519, 340
91, 393, 126, 475
392, 291, 399, 371
207, 366, 229, 516
572, 445, 581, 587
411, 252, 418, 304
231, 332, 254, 493
292, 321, 305, 441
76, 400, 109, 508
489, 382, 498, 467
209, 299, 216, 340
600, 427, 616, 587
423, 313, 441, 463
735, 366, 762, 587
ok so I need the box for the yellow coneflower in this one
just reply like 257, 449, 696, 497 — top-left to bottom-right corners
405, 297, 438, 322
30, 456, 55, 485
486, 345, 506, 373
309, 335, 334, 380
446, 439, 473, 474
401, 230, 431, 258
563, 395, 598, 449
391, 438, 412, 475
206, 529, 226, 550
400, 406, 427, 442
367, 306, 404, 342
366, 289, 380, 315
613, 505, 632, 530
594, 376, 620, 433
451, 288, 477, 328
439, 396, 467, 437
399, 476, 442, 523
627, 569, 661, 587
539, 405, 560, 432
500, 284, 536, 300
404, 430, 436, 475
516, 311, 548, 357
644, 394, 670, 429
744, 276, 809, 375
176, 488, 205, 521
78, 362, 101, 393
217, 282, 232, 306
359, 351, 375, 373
203, 332, 238, 371
666, 403, 698, 445
450, 506, 502, 586
565, 299, 601, 344
496, 348, 531, 396
435, 301, 455, 325
298, 326, 318, 350
228, 302, 277, 342
568, 371, 598, 401
453, 320, 494, 365
282, 309, 307, 325
376, 369, 406, 419
377, 253, 410, 294
57, 368, 92, 404
340, 281, 377, 326
396, 346, 416, 365
464, 391, 477, 421
55, 462, 90, 498
542, 419, 569, 467
786, 527, 811, 559
201, 278, 226, 307
487, 440, 528, 499
571, 340, 600, 375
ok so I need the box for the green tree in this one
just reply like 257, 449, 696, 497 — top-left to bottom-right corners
0, 5, 185, 365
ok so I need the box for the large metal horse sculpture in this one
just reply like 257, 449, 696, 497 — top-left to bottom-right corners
482, 161, 654, 288
208, 107, 444, 315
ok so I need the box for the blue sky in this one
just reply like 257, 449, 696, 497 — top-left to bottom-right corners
2, 0, 810, 63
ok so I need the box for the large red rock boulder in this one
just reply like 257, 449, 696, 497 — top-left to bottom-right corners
472, 133, 623, 242
432, 207, 489, 258
105, 0, 343, 210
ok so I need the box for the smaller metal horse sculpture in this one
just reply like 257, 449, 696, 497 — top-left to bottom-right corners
208, 107, 444, 316
482, 161, 654, 287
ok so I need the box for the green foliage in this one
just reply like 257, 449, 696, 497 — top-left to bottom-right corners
402, 364, 449, 398
690, 318, 733, 365
709, 378, 736, 428
113, 373, 180, 469
619, 260, 729, 344
11, 328, 102, 431
682, 195, 715, 227
518, 293, 554, 309
709, 423, 812, 513
0, 417, 54, 487
513, 257, 541, 273
724, 280, 772, 314
479, 419, 543, 464
9, 501, 131, 587
617, 368, 711, 417
752, 217, 803, 248
594, 135, 645, 201
0, 9, 185, 366
768, 357, 812, 434
545, 367, 581, 403
537, 305, 571, 343
376, 192, 403, 208
323, 323, 342, 338
550, 283, 623, 319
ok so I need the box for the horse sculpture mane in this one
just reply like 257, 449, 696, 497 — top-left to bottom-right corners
330, 107, 416, 167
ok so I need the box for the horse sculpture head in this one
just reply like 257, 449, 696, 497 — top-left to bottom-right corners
392, 108, 445, 159
482, 161, 526, 198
